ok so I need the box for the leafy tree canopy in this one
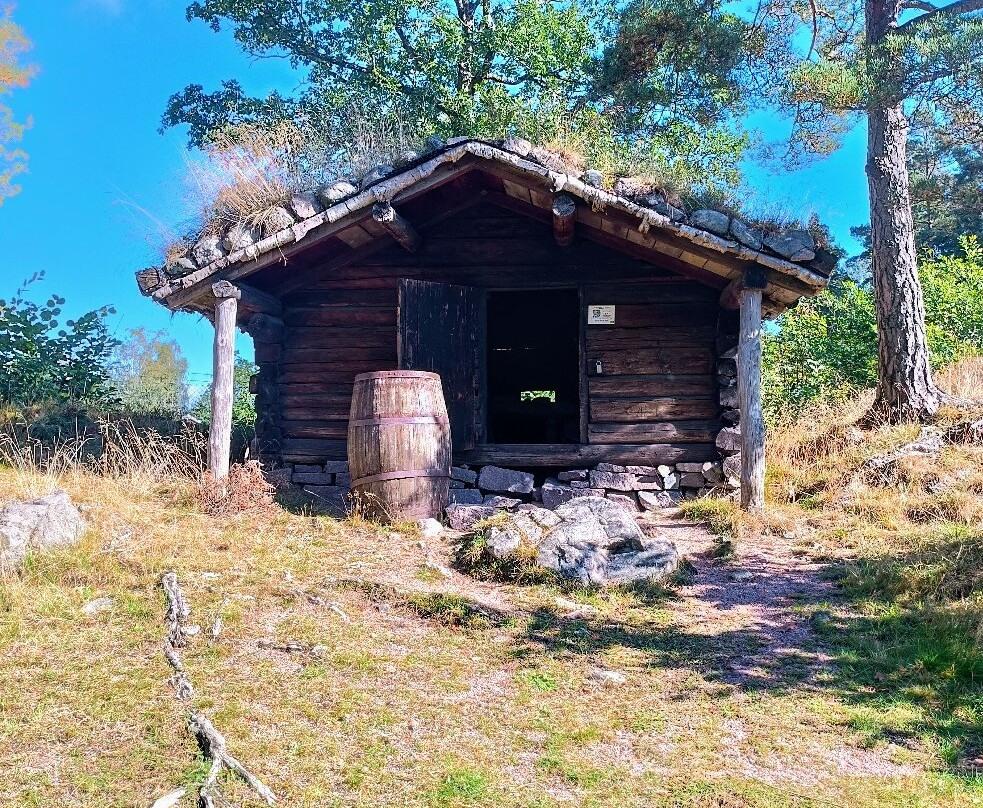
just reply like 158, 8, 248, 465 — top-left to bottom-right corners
744, 0, 983, 161
111, 328, 190, 416
164, 0, 756, 191
764, 236, 983, 420
0, 5, 37, 203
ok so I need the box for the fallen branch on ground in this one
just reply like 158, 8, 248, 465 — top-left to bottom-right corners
257, 638, 314, 653
160, 571, 276, 807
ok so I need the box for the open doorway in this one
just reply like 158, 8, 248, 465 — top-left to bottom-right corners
486, 289, 580, 444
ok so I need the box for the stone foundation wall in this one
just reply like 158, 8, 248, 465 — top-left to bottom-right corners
269, 458, 738, 514
446, 461, 733, 513
714, 312, 742, 488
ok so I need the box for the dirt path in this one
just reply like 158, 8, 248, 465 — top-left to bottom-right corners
399, 510, 918, 787
637, 511, 921, 784
648, 512, 837, 688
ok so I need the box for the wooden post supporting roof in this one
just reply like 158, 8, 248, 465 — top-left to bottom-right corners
209, 281, 238, 481
738, 267, 767, 511
552, 193, 576, 247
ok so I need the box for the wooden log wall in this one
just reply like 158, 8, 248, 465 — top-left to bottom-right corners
261, 200, 725, 467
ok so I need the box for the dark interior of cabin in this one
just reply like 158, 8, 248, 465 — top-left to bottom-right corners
486, 289, 580, 444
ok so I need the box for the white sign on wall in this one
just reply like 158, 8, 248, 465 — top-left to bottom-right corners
587, 305, 616, 325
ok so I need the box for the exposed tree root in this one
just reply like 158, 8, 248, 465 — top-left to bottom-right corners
190, 711, 277, 808
160, 571, 276, 807
861, 391, 979, 428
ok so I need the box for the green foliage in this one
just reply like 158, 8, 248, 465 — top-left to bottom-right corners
0, 6, 37, 203
191, 352, 257, 449
764, 237, 983, 419
920, 236, 983, 366
168, 0, 599, 144
907, 117, 983, 255
763, 279, 878, 420
165, 0, 750, 194
0, 273, 119, 409
755, 2, 983, 162
598, 0, 749, 134
111, 328, 189, 416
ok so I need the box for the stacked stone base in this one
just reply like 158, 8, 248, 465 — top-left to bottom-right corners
447, 461, 736, 514
268, 459, 737, 516
268, 460, 352, 508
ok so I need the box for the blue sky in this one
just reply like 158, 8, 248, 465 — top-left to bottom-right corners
1, 1, 869, 386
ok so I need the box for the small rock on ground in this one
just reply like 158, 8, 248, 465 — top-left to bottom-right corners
81, 597, 114, 617
589, 668, 627, 686
417, 518, 444, 538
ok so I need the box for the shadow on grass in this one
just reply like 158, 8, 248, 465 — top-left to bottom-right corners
274, 486, 348, 517
392, 546, 983, 772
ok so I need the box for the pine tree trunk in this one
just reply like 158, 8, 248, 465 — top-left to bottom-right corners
865, 1, 944, 421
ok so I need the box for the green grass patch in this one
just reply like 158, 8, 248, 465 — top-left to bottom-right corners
405, 592, 492, 629
841, 523, 983, 605
679, 498, 740, 537
821, 597, 983, 768
518, 669, 558, 692
426, 767, 490, 807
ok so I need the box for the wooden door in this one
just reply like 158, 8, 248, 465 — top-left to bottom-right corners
398, 279, 482, 451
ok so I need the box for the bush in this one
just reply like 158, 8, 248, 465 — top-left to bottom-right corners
763, 279, 877, 421
764, 236, 983, 420
0, 273, 118, 409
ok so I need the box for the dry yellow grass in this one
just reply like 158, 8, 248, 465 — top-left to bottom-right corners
5, 375, 983, 806
6, 466, 966, 808
938, 356, 983, 401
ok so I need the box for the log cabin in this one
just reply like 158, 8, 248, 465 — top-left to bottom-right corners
136, 138, 835, 511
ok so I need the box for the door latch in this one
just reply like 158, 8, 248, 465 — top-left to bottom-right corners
594, 360, 603, 375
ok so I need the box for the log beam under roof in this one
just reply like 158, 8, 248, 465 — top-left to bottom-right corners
372, 201, 422, 252
552, 193, 576, 247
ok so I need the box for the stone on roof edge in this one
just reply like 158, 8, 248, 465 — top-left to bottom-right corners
145, 138, 832, 303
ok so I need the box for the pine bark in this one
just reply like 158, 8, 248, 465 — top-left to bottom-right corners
865, 0, 945, 421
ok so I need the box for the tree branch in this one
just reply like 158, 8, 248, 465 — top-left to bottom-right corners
895, 0, 983, 34
900, 0, 938, 10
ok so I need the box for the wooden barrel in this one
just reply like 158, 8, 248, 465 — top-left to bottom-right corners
347, 370, 452, 521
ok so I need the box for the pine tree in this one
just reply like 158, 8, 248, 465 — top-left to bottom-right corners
768, 0, 983, 420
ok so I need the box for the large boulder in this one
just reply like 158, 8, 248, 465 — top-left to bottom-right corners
485, 507, 561, 558
0, 491, 86, 567
553, 496, 644, 550
477, 496, 678, 586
